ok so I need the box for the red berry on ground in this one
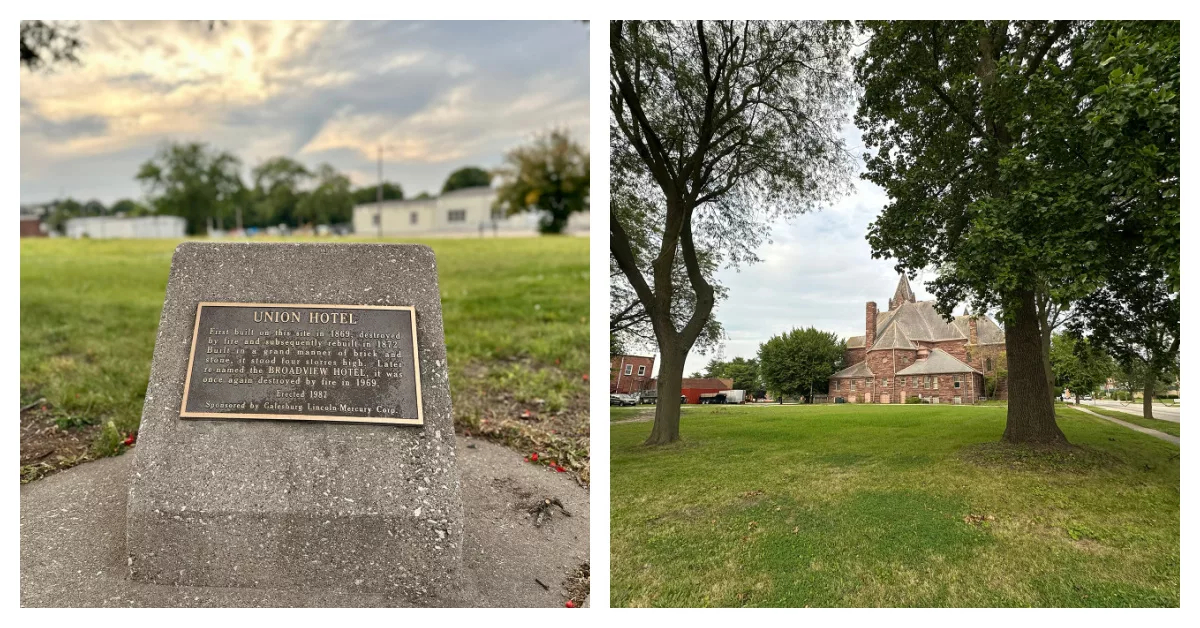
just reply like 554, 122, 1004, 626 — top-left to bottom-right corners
565, 600, 576, 608
531, 452, 539, 462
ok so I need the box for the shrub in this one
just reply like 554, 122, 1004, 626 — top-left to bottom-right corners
906, 396, 922, 404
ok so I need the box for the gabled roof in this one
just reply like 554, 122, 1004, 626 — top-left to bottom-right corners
847, 335, 865, 348
895, 349, 981, 375
870, 324, 915, 350
830, 361, 875, 378
876, 300, 967, 343
951, 314, 1006, 345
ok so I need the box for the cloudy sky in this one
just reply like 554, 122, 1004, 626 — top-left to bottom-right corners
676, 124, 944, 377
20, 21, 590, 205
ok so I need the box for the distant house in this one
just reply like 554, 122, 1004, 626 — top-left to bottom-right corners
828, 275, 1007, 404
611, 354, 656, 394
65, 215, 186, 239
351, 185, 590, 237
20, 215, 45, 237
20, 205, 49, 237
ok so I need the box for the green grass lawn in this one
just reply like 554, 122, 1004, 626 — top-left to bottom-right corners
1079, 405, 1180, 437
611, 404, 1179, 607
21, 236, 589, 479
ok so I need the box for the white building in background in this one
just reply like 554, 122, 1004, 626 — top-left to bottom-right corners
65, 215, 186, 239
351, 185, 589, 237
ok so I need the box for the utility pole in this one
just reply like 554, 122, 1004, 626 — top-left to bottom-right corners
376, 145, 384, 239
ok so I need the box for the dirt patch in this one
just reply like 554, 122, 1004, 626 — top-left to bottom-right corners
20, 401, 103, 483
454, 360, 590, 485
960, 441, 1123, 474
564, 562, 589, 607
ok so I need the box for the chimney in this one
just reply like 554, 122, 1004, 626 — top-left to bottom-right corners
917, 346, 929, 361
968, 316, 978, 345
865, 301, 878, 350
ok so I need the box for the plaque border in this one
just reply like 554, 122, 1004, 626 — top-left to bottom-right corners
179, 302, 424, 426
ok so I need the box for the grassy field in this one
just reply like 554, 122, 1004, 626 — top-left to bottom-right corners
1080, 405, 1180, 437
20, 236, 589, 481
611, 404, 1179, 607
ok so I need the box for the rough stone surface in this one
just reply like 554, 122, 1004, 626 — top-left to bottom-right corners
22, 438, 589, 607
126, 242, 461, 604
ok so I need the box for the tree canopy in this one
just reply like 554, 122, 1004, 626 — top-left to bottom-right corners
295, 164, 353, 226
610, 20, 856, 444
757, 327, 844, 401
20, 21, 82, 72
136, 142, 244, 234
442, 167, 492, 193
351, 182, 404, 205
854, 20, 1178, 444
702, 357, 762, 392
1049, 332, 1114, 403
493, 129, 589, 234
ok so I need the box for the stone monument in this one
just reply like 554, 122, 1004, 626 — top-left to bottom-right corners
126, 242, 462, 605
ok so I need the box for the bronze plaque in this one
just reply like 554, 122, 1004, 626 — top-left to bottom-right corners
180, 302, 423, 425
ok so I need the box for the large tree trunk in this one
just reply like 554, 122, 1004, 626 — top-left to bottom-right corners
1143, 377, 1155, 421
647, 346, 685, 445
1040, 321, 1055, 401
1002, 289, 1068, 444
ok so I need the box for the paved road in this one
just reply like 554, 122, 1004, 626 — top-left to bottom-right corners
1070, 406, 1179, 445
1081, 399, 1181, 423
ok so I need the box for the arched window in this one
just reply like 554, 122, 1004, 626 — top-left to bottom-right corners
985, 358, 993, 372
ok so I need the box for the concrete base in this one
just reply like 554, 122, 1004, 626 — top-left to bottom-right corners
21, 437, 588, 607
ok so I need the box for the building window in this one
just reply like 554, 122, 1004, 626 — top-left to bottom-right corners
372, 213, 380, 226
954, 396, 962, 404
933, 377, 939, 390
851, 380, 857, 391
624, 364, 633, 376
985, 358, 992, 372
882, 378, 889, 388
410, 211, 419, 225
491, 207, 504, 220
447, 209, 466, 222
833, 380, 839, 391
638, 365, 646, 376
954, 376, 962, 389
900, 376, 906, 387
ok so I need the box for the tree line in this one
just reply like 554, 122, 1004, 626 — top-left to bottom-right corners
611, 20, 1178, 444
36, 129, 589, 236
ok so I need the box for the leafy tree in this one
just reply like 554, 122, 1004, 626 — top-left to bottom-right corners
493, 129, 589, 234
441, 167, 492, 193
83, 199, 107, 216
1049, 332, 1114, 404
351, 182, 404, 205
109, 198, 152, 216
854, 20, 1178, 445
250, 157, 311, 227
610, 20, 855, 444
1070, 262, 1178, 420
136, 142, 244, 234
414, 191, 434, 200
757, 328, 844, 402
20, 21, 82, 71
703, 357, 761, 392
43, 198, 82, 233
295, 164, 354, 226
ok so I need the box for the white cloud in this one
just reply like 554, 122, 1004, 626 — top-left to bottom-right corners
20, 20, 590, 204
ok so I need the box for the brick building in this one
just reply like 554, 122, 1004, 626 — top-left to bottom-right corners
611, 354, 656, 394
828, 275, 1008, 404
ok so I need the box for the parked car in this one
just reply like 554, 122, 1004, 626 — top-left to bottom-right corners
609, 394, 638, 407
1082, 394, 1093, 401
